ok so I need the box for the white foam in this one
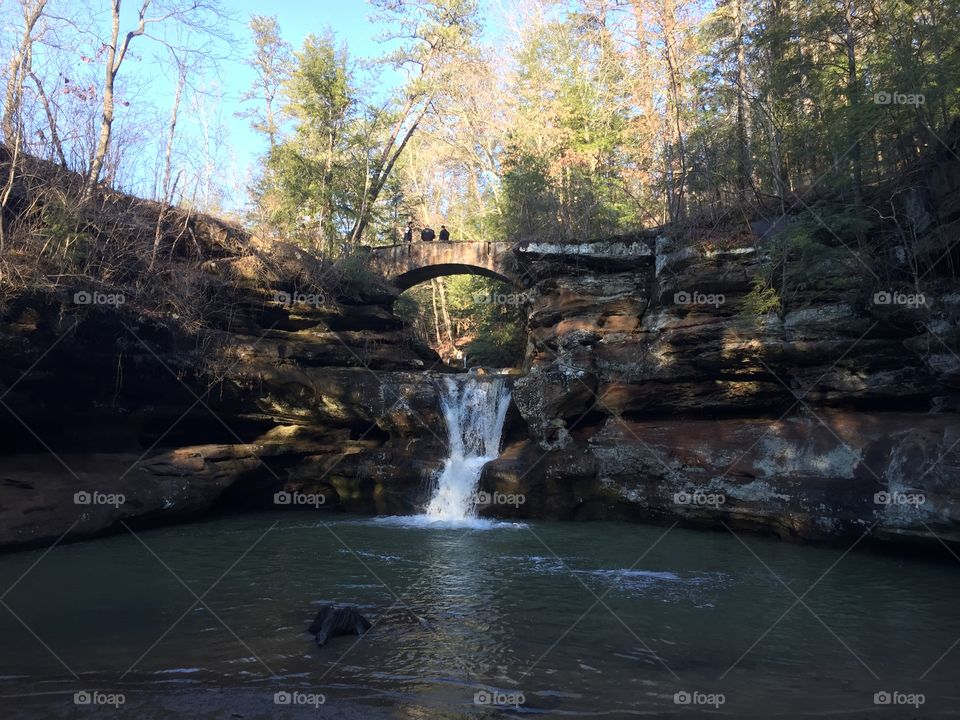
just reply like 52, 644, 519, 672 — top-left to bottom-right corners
372, 515, 525, 530
423, 376, 512, 522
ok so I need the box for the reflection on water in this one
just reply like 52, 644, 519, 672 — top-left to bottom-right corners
0, 512, 959, 718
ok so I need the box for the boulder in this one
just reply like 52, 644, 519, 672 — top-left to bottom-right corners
308, 604, 372, 647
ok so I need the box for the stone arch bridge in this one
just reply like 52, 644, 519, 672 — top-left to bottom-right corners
363, 241, 518, 290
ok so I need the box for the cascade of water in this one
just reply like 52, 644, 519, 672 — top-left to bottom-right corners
424, 375, 512, 521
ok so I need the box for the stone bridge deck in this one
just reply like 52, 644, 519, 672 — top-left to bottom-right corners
362, 238, 659, 290
364, 241, 516, 290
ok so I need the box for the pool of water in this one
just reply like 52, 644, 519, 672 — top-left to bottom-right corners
0, 512, 958, 718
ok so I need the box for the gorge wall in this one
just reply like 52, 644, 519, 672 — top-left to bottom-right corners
0, 229, 454, 550
484, 171, 960, 546
2, 159, 959, 552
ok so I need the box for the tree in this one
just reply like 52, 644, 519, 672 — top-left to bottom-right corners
86, 0, 227, 193
151, 48, 188, 268
259, 31, 355, 252
239, 15, 292, 152
348, 0, 482, 244
87, 0, 149, 191
501, 6, 639, 238
1, 0, 49, 250
2, 0, 49, 144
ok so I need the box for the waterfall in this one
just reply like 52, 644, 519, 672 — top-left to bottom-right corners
424, 375, 512, 522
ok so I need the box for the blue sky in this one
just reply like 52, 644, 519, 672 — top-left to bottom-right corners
218, 0, 397, 189
97, 0, 408, 206
63, 0, 500, 207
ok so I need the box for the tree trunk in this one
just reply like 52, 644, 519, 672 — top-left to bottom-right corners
28, 70, 66, 167
0, 1, 45, 251
151, 57, 186, 269
734, 0, 750, 200
349, 112, 425, 245
436, 278, 455, 348
2, 0, 48, 144
86, 0, 149, 193
844, 0, 863, 203
430, 280, 443, 348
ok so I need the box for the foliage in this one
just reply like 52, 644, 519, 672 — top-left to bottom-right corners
256, 32, 358, 255
741, 276, 781, 317
329, 248, 385, 299
251, 1, 481, 255
395, 275, 526, 368
500, 12, 641, 240
447, 275, 526, 367
757, 205, 877, 307
240, 16, 293, 146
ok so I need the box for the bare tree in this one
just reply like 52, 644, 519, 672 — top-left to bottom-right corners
2, 0, 49, 143
87, 0, 150, 192
86, 0, 227, 194
151, 49, 187, 268
28, 69, 66, 166
1, 0, 50, 251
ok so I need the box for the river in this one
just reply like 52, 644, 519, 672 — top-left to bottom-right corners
0, 512, 958, 718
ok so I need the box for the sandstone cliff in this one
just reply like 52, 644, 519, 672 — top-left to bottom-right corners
0, 213, 452, 549
491, 162, 960, 546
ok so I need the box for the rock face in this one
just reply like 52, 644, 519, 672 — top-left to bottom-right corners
0, 242, 452, 550
498, 214, 960, 544
3, 157, 959, 552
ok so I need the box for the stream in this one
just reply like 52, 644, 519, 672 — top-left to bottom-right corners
1, 513, 959, 717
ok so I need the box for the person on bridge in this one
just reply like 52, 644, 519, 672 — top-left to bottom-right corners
438, 225, 450, 242
421, 226, 436, 242
403, 221, 413, 243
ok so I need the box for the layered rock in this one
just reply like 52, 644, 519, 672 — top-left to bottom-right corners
0, 237, 451, 550
484, 411, 960, 544
501, 189, 960, 544
3, 149, 959, 552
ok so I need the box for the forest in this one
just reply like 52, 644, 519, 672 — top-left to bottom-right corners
1, 0, 958, 364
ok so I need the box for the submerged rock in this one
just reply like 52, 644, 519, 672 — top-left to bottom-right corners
308, 604, 372, 647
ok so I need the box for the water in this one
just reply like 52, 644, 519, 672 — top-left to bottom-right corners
1, 513, 959, 718
423, 375, 512, 523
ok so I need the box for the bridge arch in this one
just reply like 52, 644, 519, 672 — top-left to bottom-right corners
363, 241, 518, 291
392, 263, 515, 291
